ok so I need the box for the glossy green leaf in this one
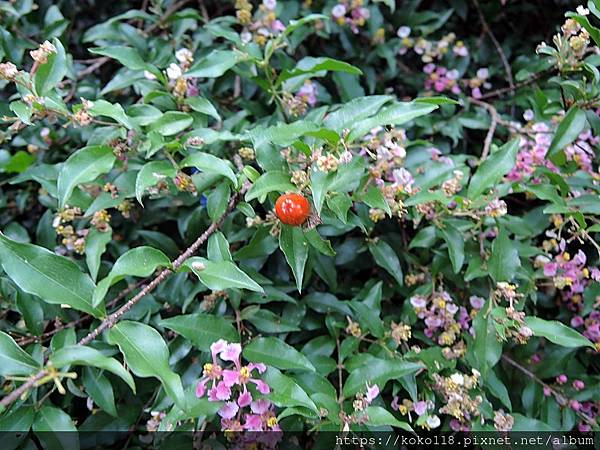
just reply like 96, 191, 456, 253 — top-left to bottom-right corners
85, 227, 112, 282
245, 171, 295, 201
244, 337, 316, 372
343, 357, 422, 396
57, 145, 116, 208
0, 234, 103, 317
107, 321, 187, 410
440, 222, 464, 273
547, 107, 588, 163
368, 239, 403, 286
135, 160, 177, 205
92, 246, 171, 307
50, 345, 136, 392
184, 257, 263, 292
34, 38, 67, 96
279, 225, 309, 292
489, 228, 521, 282
525, 317, 595, 348
0, 331, 40, 376
186, 97, 220, 121
159, 314, 239, 351
467, 139, 519, 198
149, 111, 193, 136
180, 152, 237, 186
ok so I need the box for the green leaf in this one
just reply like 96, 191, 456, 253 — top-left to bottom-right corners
368, 239, 403, 286
34, 38, 67, 96
135, 160, 177, 205
159, 314, 239, 352
278, 56, 362, 83
90, 46, 152, 72
82, 367, 117, 416
279, 225, 309, 292
207, 183, 230, 222
525, 317, 595, 348
50, 345, 136, 392
85, 227, 112, 282
486, 370, 512, 410
149, 111, 193, 136
93, 247, 171, 307
186, 97, 220, 121
467, 139, 519, 198
57, 145, 116, 208
107, 321, 186, 410
547, 106, 588, 163
185, 50, 241, 78
360, 185, 392, 216
180, 152, 237, 186
263, 367, 318, 414
343, 357, 422, 396
245, 171, 295, 201
440, 222, 464, 273
244, 337, 316, 372
88, 99, 135, 129
472, 308, 502, 377
0, 233, 103, 317
207, 231, 232, 261
365, 406, 413, 431
324, 95, 392, 132
283, 13, 328, 36
0, 406, 35, 431
488, 228, 521, 282
10, 101, 32, 125
347, 101, 437, 141
304, 229, 335, 256
32, 406, 78, 450
184, 257, 263, 292
0, 331, 40, 376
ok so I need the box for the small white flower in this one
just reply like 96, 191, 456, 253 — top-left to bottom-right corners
523, 109, 534, 121
241, 30, 252, 44
191, 261, 206, 271
175, 48, 193, 63
476, 67, 489, 79
143, 70, 157, 80
446, 69, 459, 80
397, 26, 411, 38
263, 0, 277, 10
576, 5, 590, 15
166, 63, 182, 80
331, 4, 347, 18
426, 415, 441, 428
450, 373, 465, 386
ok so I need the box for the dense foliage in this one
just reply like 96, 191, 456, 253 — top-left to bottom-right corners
1, 0, 600, 445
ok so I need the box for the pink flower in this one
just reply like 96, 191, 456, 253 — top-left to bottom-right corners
471, 87, 482, 99
365, 383, 379, 403
209, 381, 231, 401
570, 400, 581, 411
251, 379, 271, 394
238, 390, 253, 407
556, 374, 568, 384
243, 414, 263, 431
571, 316, 584, 327
220, 343, 242, 362
251, 399, 272, 414
469, 296, 485, 309
543, 262, 558, 277
218, 401, 239, 419
543, 386, 552, 396
573, 380, 585, 390
195, 379, 208, 398
413, 401, 427, 416
271, 20, 286, 33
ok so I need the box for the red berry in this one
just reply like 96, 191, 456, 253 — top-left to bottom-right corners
275, 193, 310, 226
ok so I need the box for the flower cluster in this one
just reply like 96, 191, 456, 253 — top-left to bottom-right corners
331, 0, 370, 34
238, 0, 286, 46
391, 397, 439, 429
195, 340, 279, 432
422, 64, 490, 97
410, 291, 472, 353
30, 40, 56, 64
53, 207, 87, 254
283, 80, 318, 116
432, 370, 482, 430
340, 383, 380, 429
398, 29, 466, 63
506, 121, 558, 181
543, 245, 596, 300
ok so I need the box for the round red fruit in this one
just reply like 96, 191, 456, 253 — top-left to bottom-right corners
275, 193, 310, 226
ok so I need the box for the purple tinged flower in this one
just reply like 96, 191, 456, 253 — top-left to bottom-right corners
238, 390, 253, 407
365, 383, 379, 403
423, 63, 436, 74
218, 401, 239, 419
476, 68, 489, 79
243, 414, 263, 431
220, 343, 242, 362
211, 339, 228, 358
213, 381, 232, 401
248, 363, 267, 374
471, 87, 482, 99
332, 4, 347, 18
579, 423, 592, 432
543, 386, 552, 396
570, 400, 581, 411
469, 296, 485, 309
571, 316, 584, 327
410, 295, 427, 309
556, 374, 568, 385
251, 399, 272, 414
263, 0, 276, 10
271, 19, 286, 33
544, 262, 558, 277
531, 354, 541, 363
195, 379, 208, 398
222, 369, 241, 387
397, 26, 411, 38
413, 401, 427, 416
446, 303, 459, 315
573, 379, 585, 390
523, 109, 534, 121
251, 379, 271, 394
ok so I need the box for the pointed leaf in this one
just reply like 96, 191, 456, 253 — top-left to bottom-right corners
183, 257, 263, 292
159, 314, 239, 351
0, 331, 40, 376
244, 337, 316, 372
279, 225, 309, 292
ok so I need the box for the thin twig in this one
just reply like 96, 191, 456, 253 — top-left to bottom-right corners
501, 354, 597, 427
473, 0, 515, 97
145, 0, 192, 33
480, 68, 554, 100
0, 184, 247, 410
76, 57, 110, 80
470, 97, 499, 161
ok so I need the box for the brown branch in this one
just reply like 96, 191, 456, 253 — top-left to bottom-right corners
473, 0, 515, 96
469, 97, 499, 161
501, 354, 597, 427
0, 184, 247, 410
76, 57, 110, 80
145, 0, 192, 34
480, 68, 554, 100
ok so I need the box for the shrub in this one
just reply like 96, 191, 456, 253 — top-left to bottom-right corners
0, 0, 599, 444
